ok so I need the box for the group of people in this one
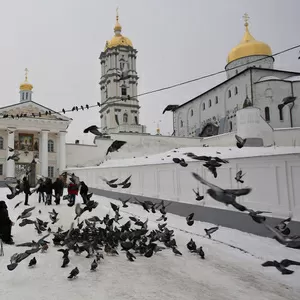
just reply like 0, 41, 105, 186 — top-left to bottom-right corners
0, 174, 89, 245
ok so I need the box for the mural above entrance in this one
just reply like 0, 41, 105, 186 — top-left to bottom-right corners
18, 133, 34, 151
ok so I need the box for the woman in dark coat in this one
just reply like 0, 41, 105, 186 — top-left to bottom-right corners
23, 177, 31, 206
37, 178, 45, 203
79, 181, 89, 204
0, 201, 14, 244
53, 177, 64, 205
44, 178, 53, 205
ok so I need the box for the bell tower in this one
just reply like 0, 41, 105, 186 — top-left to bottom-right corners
19, 68, 33, 102
99, 10, 146, 134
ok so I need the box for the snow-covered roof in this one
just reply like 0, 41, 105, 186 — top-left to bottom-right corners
284, 75, 300, 82
257, 76, 281, 82
68, 146, 300, 169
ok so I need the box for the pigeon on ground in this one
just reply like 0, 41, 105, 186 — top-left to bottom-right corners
106, 140, 127, 156
192, 188, 204, 201
90, 259, 98, 271
68, 267, 79, 279
198, 247, 205, 259
235, 135, 247, 149
275, 217, 291, 236
192, 172, 251, 212
187, 239, 197, 252
172, 247, 182, 256
83, 125, 103, 136
28, 257, 37, 267
205, 226, 219, 239
126, 251, 136, 262
235, 170, 245, 184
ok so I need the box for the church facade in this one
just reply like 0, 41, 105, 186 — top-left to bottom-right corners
172, 15, 300, 138
0, 71, 72, 185
99, 12, 146, 134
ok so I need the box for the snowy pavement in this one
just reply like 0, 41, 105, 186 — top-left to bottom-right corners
1, 189, 300, 300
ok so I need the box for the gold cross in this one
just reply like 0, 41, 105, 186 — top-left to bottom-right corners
243, 13, 249, 26
24, 68, 28, 81
116, 7, 119, 21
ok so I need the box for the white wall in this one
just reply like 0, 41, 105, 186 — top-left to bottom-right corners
67, 153, 300, 221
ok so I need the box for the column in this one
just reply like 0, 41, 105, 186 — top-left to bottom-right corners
6, 128, 16, 179
41, 130, 49, 177
56, 133, 60, 176
59, 131, 66, 173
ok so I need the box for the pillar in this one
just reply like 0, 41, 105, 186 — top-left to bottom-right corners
56, 133, 60, 176
6, 127, 16, 179
40, 130, 49, 177
59, 131, 66, 173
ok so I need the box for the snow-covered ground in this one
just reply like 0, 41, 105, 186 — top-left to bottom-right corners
1, 189, 300, 300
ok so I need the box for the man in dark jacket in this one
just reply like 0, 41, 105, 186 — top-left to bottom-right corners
53, 177, 64, 205
44, 178, 53, 205
23, 177, 31, 206
79, 181, 89, 204
0, 201, 14, 244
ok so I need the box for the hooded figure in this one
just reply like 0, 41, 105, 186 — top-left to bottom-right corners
79, 181, 89, 204
23, 177, 31, 206
53, 177, 64, 205
0, 201, 14, 244
44, 178, 53, 205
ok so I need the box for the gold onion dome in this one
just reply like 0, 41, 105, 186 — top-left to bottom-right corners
105, 11, 133, 50
227, 14, 272, 64
20, 68, 33, 91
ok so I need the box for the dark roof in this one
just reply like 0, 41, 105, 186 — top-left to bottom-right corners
174, 67, 300, 111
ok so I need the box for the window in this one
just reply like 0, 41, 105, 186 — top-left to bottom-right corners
190, 109, 193, 117
229, 121, 233, 132
265, 107, 270, 122
279, 108, 284, 121
120, 61, 125, 70
202, 103, 205, 111
180, 120, 183, 127
22, 93, 24, 100
121, 87, 127, 96
0, 137, 3, 149
48, 166, 54, 178
0, 164, 3, 175
123, 113, 128, 123
235, 87, 238, 95
228, 90, 231, 98
26, 92, 28, 100
209, 99, 212, 107
48, 140, 54, 152
215, 96, 218, 104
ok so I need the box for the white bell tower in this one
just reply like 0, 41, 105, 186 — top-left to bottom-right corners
99, 10, 146, 134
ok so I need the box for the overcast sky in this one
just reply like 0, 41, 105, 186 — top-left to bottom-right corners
0, 0, 299, 143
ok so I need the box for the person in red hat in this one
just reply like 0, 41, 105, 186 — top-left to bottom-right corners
67, 181, 79, 207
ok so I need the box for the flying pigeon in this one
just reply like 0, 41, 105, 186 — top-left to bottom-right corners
106, 140, 127, 156
204, 226, 219, 239
261, 259, 300, 275
83, 125, 103, 136
192, 188, 204, 201
235, 135, 247, 149
235, 170, 245, 183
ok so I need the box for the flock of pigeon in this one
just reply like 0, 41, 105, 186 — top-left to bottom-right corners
2, 133, 300, 281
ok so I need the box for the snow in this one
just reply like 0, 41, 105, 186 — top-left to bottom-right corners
71, 146, 300, 169
1, 189, 300, 300
257, 76, 281, 82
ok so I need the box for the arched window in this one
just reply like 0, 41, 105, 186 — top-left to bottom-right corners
0, 137, 3, 149
48, 140, 54, 152
215, 96, 218, 104
228, 90, 231, 98
180, 120, 183, 127
229, 121, 233, 132
190, 109, 193, 117
235, 87, 238, 95
209, 99, 212, 107
265, 107, 270, 122
202, 103, 205, 111
123, 113, 128, 123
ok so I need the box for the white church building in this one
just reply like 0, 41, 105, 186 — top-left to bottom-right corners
0, 70, 72, 185
171, 14, 300, 138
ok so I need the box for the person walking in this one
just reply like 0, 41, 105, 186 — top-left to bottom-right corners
0, 201, 14, 245
23, 177, 31, 206
53, 177, 64, 205
37, 178, 45, 203
67, 181, 79, 207
44, 178, 53, 205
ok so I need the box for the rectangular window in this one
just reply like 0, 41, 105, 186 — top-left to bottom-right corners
0, 164, 3, 175
48, 166, 54, 178
121, 87, 127, 96
0, 138, 3, 149
26, 92, 28, 100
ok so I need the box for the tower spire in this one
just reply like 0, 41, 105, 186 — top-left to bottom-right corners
24, 68, 29, 82
243, 13, 249, 27
114, 7, 122, 34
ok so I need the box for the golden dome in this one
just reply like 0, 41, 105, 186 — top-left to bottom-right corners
20, 68, 33, 91
227, 14, 272, 64
104, 11, 133, 50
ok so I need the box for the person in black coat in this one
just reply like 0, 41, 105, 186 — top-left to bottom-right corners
44, 178, 53, 205
0, 201, 14, 244
37, 178, 45, 203
53, 177, 64, 205
79, 181, 89, 204
23, 177, 31, 206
